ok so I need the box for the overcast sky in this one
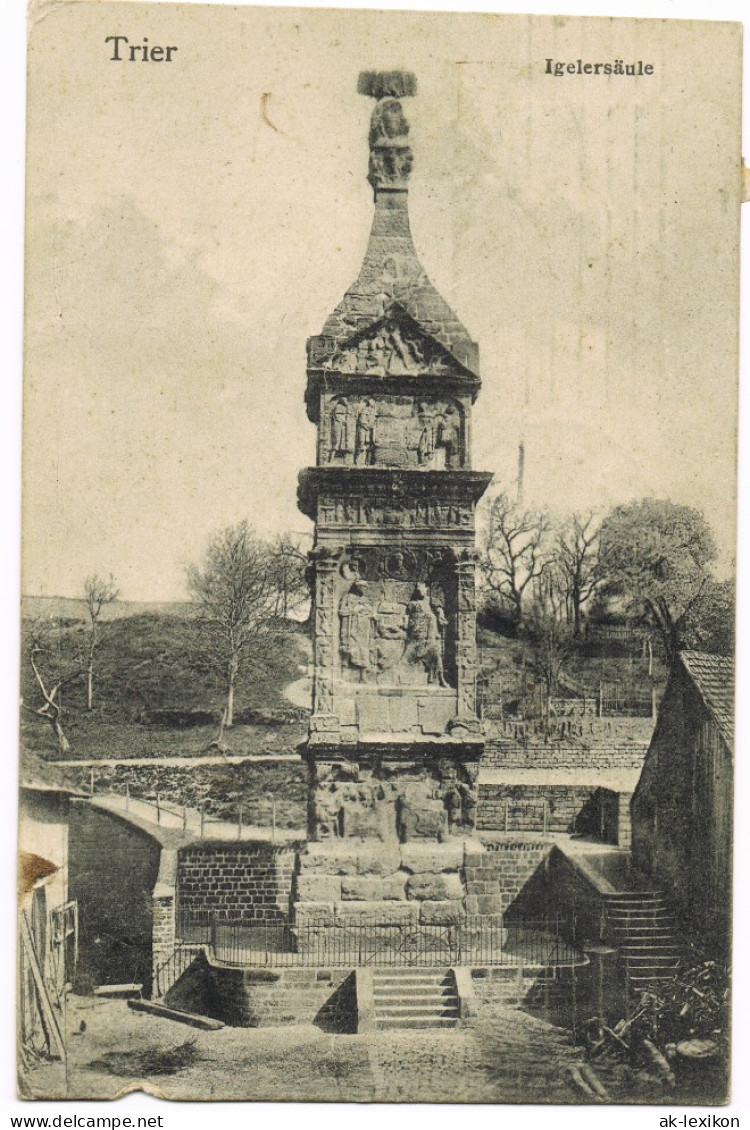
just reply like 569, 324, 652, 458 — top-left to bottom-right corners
21, 4, 741, 600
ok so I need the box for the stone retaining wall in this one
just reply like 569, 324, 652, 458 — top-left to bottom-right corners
483, 744, 648, 771
477, 784, 597, 834
165, 951, 356, 1029
465, 841, 554, 914
471, 964, 582, 1027
177, 843, 297, 925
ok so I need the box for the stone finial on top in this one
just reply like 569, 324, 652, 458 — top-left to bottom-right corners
357, 71, 417, 100
358, 71, 417, 194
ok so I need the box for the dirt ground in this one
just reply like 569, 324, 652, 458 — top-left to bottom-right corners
19, 995, 671, 1105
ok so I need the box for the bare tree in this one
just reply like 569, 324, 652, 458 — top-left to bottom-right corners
83, 573, 119, 710
21, 622, 86, 754
526, 561, 576, 704
479, 490, 549, 628
554, 512, 601, 637
268, 533, 311, 619
186, 521, 277, 729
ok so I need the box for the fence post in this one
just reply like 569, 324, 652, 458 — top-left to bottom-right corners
598, 681, 603, 717
200, 808, 205, 840
89, 769, 94, 797
651, 687, 657, 719
543, 799, 549, 835
125, 783, 130, 812
156, 793, 161, 824
182, 805, 187, 833
238, 804, 243, 840
272, 797, 276, 846
504, 800, 509, 833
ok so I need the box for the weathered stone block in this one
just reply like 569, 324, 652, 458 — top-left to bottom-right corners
295, 874, 342, 903
294, 902, 335, 927
398, 800, 447, 842
333, 901, 419, 927
389, 696, 419, 733
340, 873, 407, 901
299, 843, 401, 877
309, 714, 341, 735
340, 803, 394, 841
472, 894, 505, 915
418, 899, 465, 925
417, 696, 455, 736
356, 695, 391, 733
400, 842, 464, 873
405, 872, 465, 901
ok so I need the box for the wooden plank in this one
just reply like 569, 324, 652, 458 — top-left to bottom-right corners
20, 912, 66, 1061
127, 999, 224, 1030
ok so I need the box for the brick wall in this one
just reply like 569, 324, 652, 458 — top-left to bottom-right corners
464, 841, 554, 914
151, 850, 178, 985
483, 743, 647, 771
166, 951, 355, 1028
485, 718, 655, 748
471, 965, 580, 1028
177, 843, 297, 926
477, 784, 598, 834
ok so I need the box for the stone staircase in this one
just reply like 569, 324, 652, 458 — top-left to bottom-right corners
605, 891, 681, 993
371, 968, 461, 1030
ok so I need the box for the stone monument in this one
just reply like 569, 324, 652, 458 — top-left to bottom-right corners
294, 72, 493, 931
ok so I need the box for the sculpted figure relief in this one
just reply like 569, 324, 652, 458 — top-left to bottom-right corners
436, 405, 460, 469
417, 402, 436, 465
325, 395, 464, 469
330, 397, 350, 457
325, 319, 454, 377
339, 581, 376, 678
405, 583, 448, 687
368, 97, 410, 146
354, 399, 377, 465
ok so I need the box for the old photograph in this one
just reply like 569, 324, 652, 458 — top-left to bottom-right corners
16, 2, 741, 1105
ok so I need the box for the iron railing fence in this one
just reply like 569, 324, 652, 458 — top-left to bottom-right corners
198, 915, 585, 969
152, 943, 204, 999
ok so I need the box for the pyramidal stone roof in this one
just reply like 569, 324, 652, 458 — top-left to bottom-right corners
313, 71, 479, 377
679, 650, 734, 751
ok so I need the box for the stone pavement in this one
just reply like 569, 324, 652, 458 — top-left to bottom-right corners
22, 995, 593, 1104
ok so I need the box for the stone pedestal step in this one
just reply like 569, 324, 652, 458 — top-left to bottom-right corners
371, 968, 460, 1029
606, 891, 666, 902
374, 986, 457, 999
625, 956, 680, 968
604, 889, 682, 992
377, 1016, 461, 1030
377, 1001, 459, 1015
616, 940, 677, 951
609, 918, 676, 929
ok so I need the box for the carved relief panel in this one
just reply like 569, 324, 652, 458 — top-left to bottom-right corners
330, 547, 459, 689
320, 393, 467, 470
326, 317, 458, 378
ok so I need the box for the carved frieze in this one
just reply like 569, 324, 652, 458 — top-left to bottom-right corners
318, 493, 473, 529
321, 392, 466, 470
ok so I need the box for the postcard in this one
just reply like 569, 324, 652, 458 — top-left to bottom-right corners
18, 2, 741, 1104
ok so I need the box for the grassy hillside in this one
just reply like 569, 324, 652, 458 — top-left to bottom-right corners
21, 595, 195, 623
20, 611, 310, 760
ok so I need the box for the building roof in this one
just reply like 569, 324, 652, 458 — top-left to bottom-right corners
18, 851, 59, 897
679, 651, 734, 751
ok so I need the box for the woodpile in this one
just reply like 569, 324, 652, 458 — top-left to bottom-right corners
580, 957, 729, 1092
